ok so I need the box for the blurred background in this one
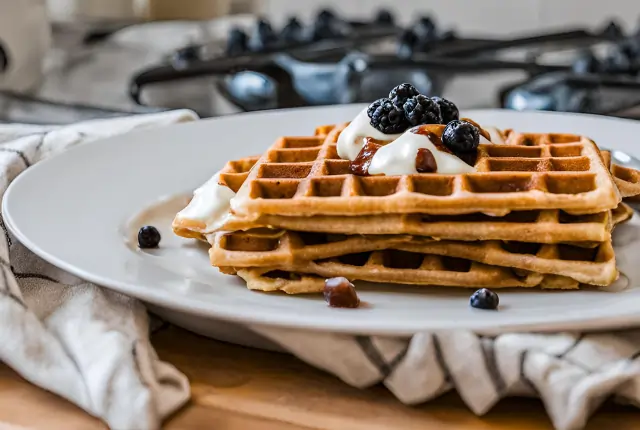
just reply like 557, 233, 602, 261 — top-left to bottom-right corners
2, 0, 640, 123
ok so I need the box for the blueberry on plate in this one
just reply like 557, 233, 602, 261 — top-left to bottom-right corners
389, 83, 420, 108
138, 226, 161, 249
442, 120, 480, 153
431, 97, 459, 124
470, 288, 499, 310
367, 98, 410, 134
403, 94, 442, 126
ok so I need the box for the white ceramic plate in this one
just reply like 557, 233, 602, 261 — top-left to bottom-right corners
4, 105, 640, 338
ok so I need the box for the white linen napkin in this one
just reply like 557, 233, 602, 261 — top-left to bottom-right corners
2, 110, 640, 430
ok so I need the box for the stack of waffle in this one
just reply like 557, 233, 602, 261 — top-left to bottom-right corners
174, 123, 640, 293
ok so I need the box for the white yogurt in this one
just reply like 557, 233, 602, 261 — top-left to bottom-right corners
336, 108, 402, 161
368, 127, 474, 175
175, 172, 235, 231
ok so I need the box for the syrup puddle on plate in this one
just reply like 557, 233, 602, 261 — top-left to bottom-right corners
121, 194, 221, 287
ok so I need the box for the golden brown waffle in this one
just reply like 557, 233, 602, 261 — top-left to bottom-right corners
612, 201, 634, 225
218, 209, 613, 244
173, 134, 640, 241
209, 229, 410, 267
209, 226, 618, 285
228, 125, 620, 217
229, 253, 581, 293
505, 131, 640, 198
605, 156, 640, 198
176, 178, 638, 247
219, 202, 632, 244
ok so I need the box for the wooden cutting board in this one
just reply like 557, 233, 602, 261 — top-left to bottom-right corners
1, 326, 639, 430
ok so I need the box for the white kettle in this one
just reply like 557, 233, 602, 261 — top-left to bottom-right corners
0, 0, 51, 91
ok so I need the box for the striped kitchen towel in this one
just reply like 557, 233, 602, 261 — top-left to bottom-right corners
0, 110, 196, 430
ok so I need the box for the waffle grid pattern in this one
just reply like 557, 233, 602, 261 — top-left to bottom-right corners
229, 127, 621, 217
172, 124, 640, 292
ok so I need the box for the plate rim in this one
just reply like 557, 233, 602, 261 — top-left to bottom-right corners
5, 106, 640, 336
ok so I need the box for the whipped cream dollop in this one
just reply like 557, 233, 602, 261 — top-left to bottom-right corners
337, 108, 402, 161
368, 126, 474, 175
175, 172, 235, 231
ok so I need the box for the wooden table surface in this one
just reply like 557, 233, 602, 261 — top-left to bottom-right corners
2, 326, 640, 430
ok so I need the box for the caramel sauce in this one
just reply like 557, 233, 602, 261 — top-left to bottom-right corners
460, 117, 491, 141
415, 148, 438, 173
410, 125, 452, 154
324, 277, 360, 308
349, 138, 382, 176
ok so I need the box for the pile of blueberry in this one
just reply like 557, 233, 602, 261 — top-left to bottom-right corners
367, 83, 480, 156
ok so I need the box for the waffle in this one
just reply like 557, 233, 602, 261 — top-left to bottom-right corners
230, 254, 581, 294
173, 135, 640, 241
218, 209, 613, 244
209, 224, 620, 285
228, 125, 620, 217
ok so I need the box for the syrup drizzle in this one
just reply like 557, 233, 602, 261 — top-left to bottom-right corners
410, 125, 452, 154
460, 117, 491, 141
349, 138, 383, 176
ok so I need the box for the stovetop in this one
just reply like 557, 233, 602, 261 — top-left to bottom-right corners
4, 9, 640, 124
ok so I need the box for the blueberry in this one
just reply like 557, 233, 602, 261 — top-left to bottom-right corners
367, 98, 410, 134
403, 95, 442, 125
470, 288, 499, 310
138, 226, 161, 249
431, 97, 459, 124
389, 83, 419, 108
443, 120, 480, 153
